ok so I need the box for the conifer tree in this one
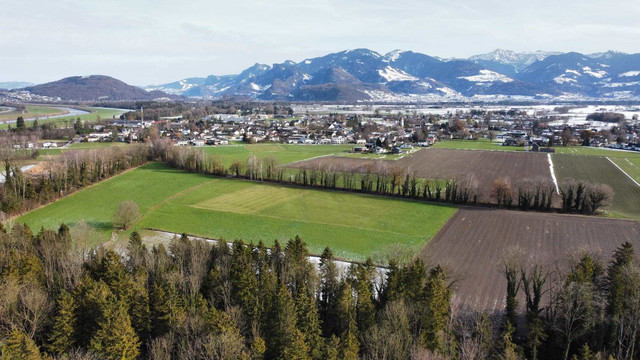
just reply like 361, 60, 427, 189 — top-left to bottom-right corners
230, 240, 259, 324
324, 335, 340, 360
282, 329, 312, 360
47, 290, 77, 355
3, 330, 41, 360
90, 302, 140, 360
339, 316, 360, 360
319, 247, 339, 337
421, 265, 452, 354
295, 286, 323, 360
266, 282, 300, 359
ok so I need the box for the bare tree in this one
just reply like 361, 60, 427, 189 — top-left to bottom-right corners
113, 200, 141, 230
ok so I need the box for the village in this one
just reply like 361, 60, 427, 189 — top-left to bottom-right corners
6, 106, 640, 154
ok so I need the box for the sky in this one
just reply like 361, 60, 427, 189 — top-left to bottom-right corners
2, 0, 639, 86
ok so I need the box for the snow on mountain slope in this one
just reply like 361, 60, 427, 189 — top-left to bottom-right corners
459, 70, 514, 83
377, 66, 419, 82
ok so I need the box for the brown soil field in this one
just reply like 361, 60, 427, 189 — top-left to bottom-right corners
419, 208, 640, 315
290, 149, 553, 202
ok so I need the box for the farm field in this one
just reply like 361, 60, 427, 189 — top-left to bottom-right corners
609, 156, 640, 183
552, 146, 640, 158
0, 105, 67, 122
202, 144, 353, 167
553, 154, 640, 219
0, 106, 126, 129
433, 139, 525, 152
292, 148, 552, 203
419, 208, 640, 314
16, 162, 457, 261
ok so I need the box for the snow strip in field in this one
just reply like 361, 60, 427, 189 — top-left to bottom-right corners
606, 157, 640, 188
548, 153, 560, 194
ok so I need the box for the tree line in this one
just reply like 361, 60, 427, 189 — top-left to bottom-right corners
159, 145, 613, 215
0, 145, 149, 216
0, 222, 638, 360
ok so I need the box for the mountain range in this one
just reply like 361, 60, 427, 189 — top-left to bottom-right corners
143, 49, 640, 102
4, 49, 640, 102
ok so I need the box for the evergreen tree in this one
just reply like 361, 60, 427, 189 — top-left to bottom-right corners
295, 286, 323, 360
90, 301, 140, 360
267, 282, 300, 359
47, 290, 77, 355
282, 329, 312, 360
339, 316, 360, 360
230, 240, 259, 324
319, 247, 339, 337
16, 116, 25, 130
324, 335, 340, 360
2, 330, 41, 360
421, 265, 453, 354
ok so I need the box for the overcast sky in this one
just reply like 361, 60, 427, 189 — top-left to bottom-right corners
2, 0, 639, 85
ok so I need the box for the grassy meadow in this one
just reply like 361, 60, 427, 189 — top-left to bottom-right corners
202, 144, 354, 166
0, 105, 68, 122
16, 162, 457, 261
0, 107, 126, 130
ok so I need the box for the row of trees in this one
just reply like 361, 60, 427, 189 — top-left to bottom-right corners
1, 221, 638, 360
161, 146, 481, 207
161, 146, 613, 214
0, 145, 149, 215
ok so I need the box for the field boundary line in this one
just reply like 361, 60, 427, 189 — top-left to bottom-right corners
286, 153, 338, 165
138, 179, 217, 222
547, 153, 560, 194
606, 157, 640, 188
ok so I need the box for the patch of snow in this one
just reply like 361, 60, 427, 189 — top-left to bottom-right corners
459, 70, 513, 83
553, 75, 578, 84
565, 69, 582, 76
619, 71, 640, 77
582, 66, 606, 78
304, 59, 312, 64
302, 74, 312, 81
385, 49, 403, 62
249, 82, 260, 91
378, 66, 419, 82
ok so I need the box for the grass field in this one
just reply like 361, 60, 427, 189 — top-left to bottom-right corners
0, 105, 68, 122
202, 144, 354, 167
610, 157, 640, 183
0, 107, 126, 130
553, 154, 640, 219
435, 139, 640, 159
433, 139, 526, 152
16, 162, 457, 261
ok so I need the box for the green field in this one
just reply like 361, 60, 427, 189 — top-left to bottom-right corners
435, 140, 640, 160
552, 146, 640, 159
0, 107, 126, 130
433, 139, 525, 152
0, 105, 68, 122
202, 144, 354, 166
552, 154, 640, 219
610, 157, 640, 183
16, 162, 457, 261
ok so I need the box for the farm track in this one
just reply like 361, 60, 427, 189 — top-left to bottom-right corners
419, 208, 640, 314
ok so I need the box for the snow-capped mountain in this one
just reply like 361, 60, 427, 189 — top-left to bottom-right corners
144, 49, 640, 102
469, 49, 560, 73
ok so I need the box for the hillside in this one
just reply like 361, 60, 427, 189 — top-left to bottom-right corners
20, 75, 178, 101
